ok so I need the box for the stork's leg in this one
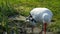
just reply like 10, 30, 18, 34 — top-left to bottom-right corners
43, 23, 47, 34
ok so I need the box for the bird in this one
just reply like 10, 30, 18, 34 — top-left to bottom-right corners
26, 8, 53, 34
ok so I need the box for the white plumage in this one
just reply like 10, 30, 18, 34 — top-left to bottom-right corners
30, 8, 53, 23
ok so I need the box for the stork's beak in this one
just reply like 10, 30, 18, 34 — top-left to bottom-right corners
43, 23, 47, 34
26, 17, 30, 22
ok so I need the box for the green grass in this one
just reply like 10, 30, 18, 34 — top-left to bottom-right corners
0, 0, 60, 32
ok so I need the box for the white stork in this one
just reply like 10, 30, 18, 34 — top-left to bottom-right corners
26, 8, 53, 34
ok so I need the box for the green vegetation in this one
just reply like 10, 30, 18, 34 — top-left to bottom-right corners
0, 0, 60, 32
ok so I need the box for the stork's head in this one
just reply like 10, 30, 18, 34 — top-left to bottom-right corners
26, 14, 37, 26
